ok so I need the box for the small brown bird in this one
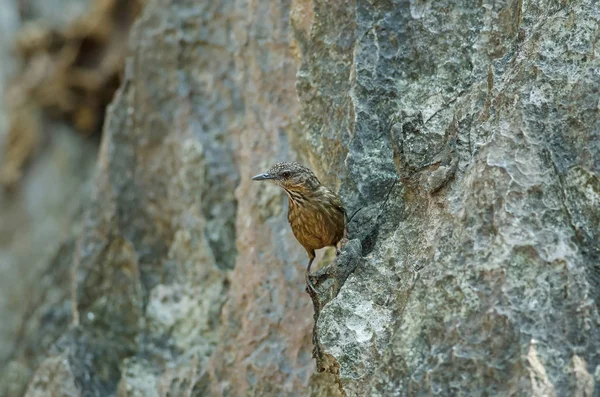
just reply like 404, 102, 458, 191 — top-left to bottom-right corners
252, 162, 346, 293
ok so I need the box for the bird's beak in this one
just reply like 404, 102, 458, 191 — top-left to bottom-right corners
251, 172, 273, 181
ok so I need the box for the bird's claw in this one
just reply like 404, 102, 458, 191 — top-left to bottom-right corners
305, 273, 318, 294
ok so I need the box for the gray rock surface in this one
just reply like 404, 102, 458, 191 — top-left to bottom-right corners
0, 2, 98, 397
1, 0, 599, 396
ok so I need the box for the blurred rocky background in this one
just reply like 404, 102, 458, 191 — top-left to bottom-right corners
0, 0, 599, 396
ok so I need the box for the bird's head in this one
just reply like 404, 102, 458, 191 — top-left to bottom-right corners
252, 161, 321, 192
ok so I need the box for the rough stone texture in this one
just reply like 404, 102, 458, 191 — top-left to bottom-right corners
1, 0, 600, 396
312, 0, 600, 395
0, 2, 99, 397
0, 0, 141, 187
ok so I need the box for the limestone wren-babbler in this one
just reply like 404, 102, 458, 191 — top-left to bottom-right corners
252, 162, 346, 293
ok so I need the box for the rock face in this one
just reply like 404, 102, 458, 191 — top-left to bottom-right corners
1, 0, 599, 396
0, 2, 98, 397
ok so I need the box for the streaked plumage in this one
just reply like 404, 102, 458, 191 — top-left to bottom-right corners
252, 161, 346, 293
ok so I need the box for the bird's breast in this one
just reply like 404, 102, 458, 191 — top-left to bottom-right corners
286, 192, 345, 251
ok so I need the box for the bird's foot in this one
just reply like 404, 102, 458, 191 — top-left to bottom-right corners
336, 237, 349, 256
305, 272, 318, 294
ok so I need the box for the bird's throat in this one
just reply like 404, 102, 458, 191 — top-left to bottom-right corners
284, 188, 307, 207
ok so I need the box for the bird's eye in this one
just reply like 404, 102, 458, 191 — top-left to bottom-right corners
281, 171, 291, 178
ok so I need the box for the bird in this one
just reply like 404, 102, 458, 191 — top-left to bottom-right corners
252, 161, 347, 294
